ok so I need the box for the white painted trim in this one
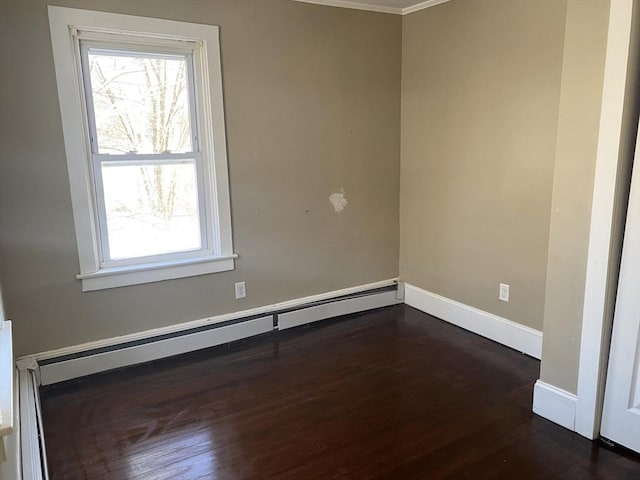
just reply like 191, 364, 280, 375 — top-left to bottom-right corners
293, 0, 402, 14
575, 0, 635, 441
14, 358, 38, 374
76, 254, 238, 280
0, 284, 5, 330
47, 6, 236, 291
32, 373, 49, 480
0, 322, 13, 439
404, 284, 543, 359
402, 0, 450, 15
0, 372, 20, 480
19, 370, 45, 480
78, 256, 236, 292
38, 316, 274, 386
15, 279, 396, 366
600, 122, 640, 452
35, 281, 396, 384
292, 0, 450, 15
13, 280, 397, 385
278, 290, 401, 330
533, 380, 577, 431
38, 286, 401, 385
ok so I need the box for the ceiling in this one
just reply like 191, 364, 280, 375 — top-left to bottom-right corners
293, 0, 450, 15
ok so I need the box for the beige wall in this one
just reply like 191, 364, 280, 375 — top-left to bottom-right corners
1, 0, 633, 401
0, 0, 402, 356
400, 0, 567, 331
540, 0, 610, 394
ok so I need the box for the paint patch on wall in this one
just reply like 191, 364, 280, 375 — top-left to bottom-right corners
329, 189, 348, 213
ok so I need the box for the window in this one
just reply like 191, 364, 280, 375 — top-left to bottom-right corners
48, 7, 235, 291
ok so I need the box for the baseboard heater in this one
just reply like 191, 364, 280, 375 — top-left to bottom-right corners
19, 369, 48, 480
35, 283, 401, 387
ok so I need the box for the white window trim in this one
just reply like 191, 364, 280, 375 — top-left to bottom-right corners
48, 6, 236, 292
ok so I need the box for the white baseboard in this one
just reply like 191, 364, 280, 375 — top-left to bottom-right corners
533, 380, 577, 431
404, 284, 543, 359
278, 290, 401, 330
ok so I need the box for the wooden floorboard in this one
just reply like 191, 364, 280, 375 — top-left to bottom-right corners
41, 305, 640, 479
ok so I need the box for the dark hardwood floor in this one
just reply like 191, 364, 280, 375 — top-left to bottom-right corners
42, 305, 640, 479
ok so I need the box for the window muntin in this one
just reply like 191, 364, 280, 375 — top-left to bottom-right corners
79, 42, 210, 266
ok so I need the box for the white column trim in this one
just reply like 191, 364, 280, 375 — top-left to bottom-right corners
575, 0, 635, 440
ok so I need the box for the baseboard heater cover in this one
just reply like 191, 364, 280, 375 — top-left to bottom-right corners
278, 290, 400, 330
32, 283, 399, 386
38, 317, 273, 386
19, 369, 47, 480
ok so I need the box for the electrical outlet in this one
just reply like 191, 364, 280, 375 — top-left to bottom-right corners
499, 283, 510, 302
235, 281, 246, 299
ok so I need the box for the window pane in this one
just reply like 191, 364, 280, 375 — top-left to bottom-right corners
87, 49, 193, 154
101, 162, 201, 260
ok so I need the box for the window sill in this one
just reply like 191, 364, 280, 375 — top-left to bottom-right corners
77, 254, 238, 291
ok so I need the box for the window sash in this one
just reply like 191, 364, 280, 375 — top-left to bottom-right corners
73, 28, 201, 51
79, 41, 212, 267
79, 42, 200, 156
93, 154, 211, 268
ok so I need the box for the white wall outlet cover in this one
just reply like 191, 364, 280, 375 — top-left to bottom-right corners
499, 283, 510, 302
235, 281, 246, 299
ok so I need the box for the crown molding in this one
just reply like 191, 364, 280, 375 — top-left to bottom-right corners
292, 0, 450, 15
293, 0, 402, 14
402, 0, 450, 15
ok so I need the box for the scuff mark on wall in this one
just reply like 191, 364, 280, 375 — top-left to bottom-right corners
329, 189, 348, 213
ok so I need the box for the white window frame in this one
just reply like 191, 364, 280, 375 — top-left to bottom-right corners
79, 41, 208, 268
48, 6, 236, 291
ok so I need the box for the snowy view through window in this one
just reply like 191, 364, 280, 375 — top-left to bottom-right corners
87, 49, 201, 260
